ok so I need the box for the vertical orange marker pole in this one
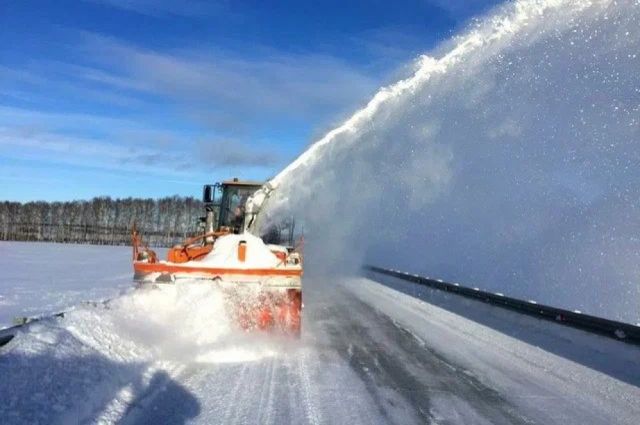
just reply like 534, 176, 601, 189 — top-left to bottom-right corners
238, 240, 247, 262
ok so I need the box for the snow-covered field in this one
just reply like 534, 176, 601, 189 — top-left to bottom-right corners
0, 242, 138, 329
1, 243, 640, 424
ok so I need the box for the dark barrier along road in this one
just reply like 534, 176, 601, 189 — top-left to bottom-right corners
365, 265, 640, 346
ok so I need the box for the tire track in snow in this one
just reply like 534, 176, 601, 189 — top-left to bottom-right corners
284, 354, 303, 424
324, 285, 532, 424
222, 363, 251, 424
256, 357, 276, 425
297, 349, 321, 425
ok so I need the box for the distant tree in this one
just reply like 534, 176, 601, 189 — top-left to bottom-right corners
0, 196, 204, 246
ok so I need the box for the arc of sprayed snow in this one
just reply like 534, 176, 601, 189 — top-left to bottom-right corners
269, 0, 590, 189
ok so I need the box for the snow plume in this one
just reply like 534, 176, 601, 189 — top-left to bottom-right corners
264, 0, 640, 323
64, 282, 283, 363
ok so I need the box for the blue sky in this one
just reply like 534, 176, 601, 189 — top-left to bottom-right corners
0, 0, 501, 201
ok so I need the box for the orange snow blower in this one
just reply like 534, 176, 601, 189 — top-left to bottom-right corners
132, 179, 303, 336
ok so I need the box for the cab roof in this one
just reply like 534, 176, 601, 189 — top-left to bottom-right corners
220, 178, 264, 187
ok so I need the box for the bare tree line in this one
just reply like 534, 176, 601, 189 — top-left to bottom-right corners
0, 196, 204, 246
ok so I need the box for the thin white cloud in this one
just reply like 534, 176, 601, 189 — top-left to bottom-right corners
4, 33, 380, 138
84, 0, 221, 18
0, 65, 149, 109
0, 108, 285, 174
0, 126, 164, 165
79, 33, 379, 129
196, 140, 283, 168
426, 0, 500, 16
0, 109, 187, 174
1, 30, 384, 192
0, 106, 143, 134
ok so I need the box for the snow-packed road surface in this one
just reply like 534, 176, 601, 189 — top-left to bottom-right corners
2, 264, 639, 424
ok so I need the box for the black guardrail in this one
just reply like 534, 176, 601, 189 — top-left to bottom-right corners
0, 333, 14, 347
365, 265, 640, 346
0, 299, 113, 349
0, 312, 66, 348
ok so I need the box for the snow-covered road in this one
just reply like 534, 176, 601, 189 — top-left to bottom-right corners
2, 275, 640, 424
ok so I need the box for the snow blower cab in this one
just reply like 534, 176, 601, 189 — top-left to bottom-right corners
132, 178, 303, 336
202, 178, 263, 235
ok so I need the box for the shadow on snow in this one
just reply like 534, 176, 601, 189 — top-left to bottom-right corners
0, 326, 200, 425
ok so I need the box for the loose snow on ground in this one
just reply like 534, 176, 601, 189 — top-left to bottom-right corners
0, 280, 295, 424
0, 243, 381, 424
2, 262, 640, 424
